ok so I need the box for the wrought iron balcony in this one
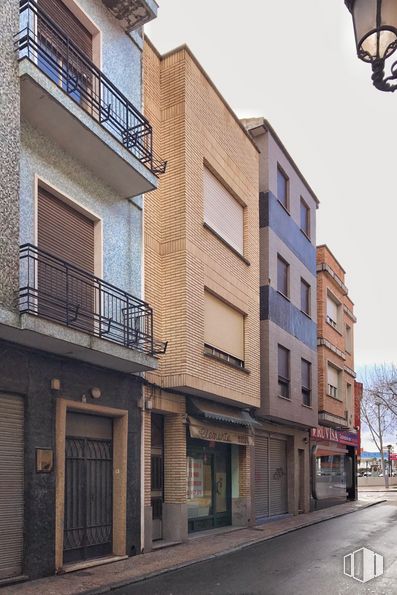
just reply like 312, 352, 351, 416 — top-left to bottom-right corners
16, 0, 166, 176
19, 244, 167, 356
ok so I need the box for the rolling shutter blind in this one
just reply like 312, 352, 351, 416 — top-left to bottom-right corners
38, 187, 95, 274
203, 168, 244, 254
326, 296, 338, 323
269, 438, 288, 516
328, 364, 339, 388
0, 395, 24, 580
204, 291, 244, 360
254, 433, 269, 519
38, 0, 93, 60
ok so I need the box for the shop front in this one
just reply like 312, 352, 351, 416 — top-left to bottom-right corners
311, 427, 359, 509
186, 399, 254, 534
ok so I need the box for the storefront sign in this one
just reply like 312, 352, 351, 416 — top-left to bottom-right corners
390, 453, 397, 461
311, 427, 359, 447
189, 417, 253, 446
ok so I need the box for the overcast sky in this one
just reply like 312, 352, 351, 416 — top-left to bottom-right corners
146, 0, 397, 373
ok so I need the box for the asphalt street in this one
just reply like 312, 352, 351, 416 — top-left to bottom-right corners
113, 494, 397, 595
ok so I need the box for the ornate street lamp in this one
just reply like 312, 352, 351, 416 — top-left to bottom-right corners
345, 0, 397, 91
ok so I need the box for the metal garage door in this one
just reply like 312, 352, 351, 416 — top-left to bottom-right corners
254, 433, 269, 518
269, 438, 288, 516
255, 433, 288, 520
0, 394, 24, 580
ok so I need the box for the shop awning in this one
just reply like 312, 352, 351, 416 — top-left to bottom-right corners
189, 397, 255, 427
188, 416, 253, 446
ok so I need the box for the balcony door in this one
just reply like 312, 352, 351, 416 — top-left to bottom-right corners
37, 186, 95, 332
37, 0, 93, 106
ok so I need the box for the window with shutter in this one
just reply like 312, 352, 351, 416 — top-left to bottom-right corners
327, 364, 340, 399
37, 186, 96, 331
203, 167, 244, 255
278, 345, 290, 399
204, 291, 244, 364
300, 278, 310, 315
277, 255, 289, 297
301, 359, 311, 406
326, 294, 339, 329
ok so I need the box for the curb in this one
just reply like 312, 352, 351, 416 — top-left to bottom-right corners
80, 499, 386, 595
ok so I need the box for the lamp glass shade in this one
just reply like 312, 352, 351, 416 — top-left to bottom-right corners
352, 0, 397, 62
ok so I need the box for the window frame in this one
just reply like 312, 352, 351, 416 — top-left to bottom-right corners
277, 164, 289, 212
327, 363, 341, 400
277, 254, 290, 299
326, 291, 341, 331
300, 197, 311, 239
345, 324, 353, 354
300, 277, 311, 317
278, 344, 290, 399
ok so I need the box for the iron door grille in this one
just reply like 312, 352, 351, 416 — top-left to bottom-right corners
0, 394, 24, 581
64, 437, 113, 563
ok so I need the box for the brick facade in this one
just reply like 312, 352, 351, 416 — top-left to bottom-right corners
317, 245, 357, 428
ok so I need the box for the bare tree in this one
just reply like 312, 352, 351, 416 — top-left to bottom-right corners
360, 365, 397, 488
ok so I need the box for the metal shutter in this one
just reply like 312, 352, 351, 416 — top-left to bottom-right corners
38, 187, 95, 273
203, 167, 244, 254
38, 0, 93, 60
254, 433, 269, 519
0, 394, 24, 580
269, 438, 288, 516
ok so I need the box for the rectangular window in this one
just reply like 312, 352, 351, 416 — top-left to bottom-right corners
204, 291, 244, 365
277, 166, 289, 210
277, 255, 289, 297
327, 364, 340, 399
278, 345, 290, 399
345, 324, 353, 353
301, 359, 311, 406
203, 167, 244, 255
326, 294, 339, 330
346, 383, 352, 407
300, 278, 310, 316
300, 198, 310, 238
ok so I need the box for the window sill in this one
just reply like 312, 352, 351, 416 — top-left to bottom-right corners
277, 199, 290, 216
203, 351, 250, 374
326, 393, 343, 403
278, 394, 291, 402
301, 309, 311, 320
277, 290, 290, 302
302, 403, 313, 409
300, 228, 311, 243
326, 320, 343, 335
203, 223, 250, 266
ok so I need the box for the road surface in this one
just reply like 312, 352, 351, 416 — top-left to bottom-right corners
113, 494, 397, 595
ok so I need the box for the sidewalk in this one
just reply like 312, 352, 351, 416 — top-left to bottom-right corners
2, 499, 385, 595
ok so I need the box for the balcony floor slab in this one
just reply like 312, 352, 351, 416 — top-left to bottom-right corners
0, 307, 157, 373
19, 60, 157, 199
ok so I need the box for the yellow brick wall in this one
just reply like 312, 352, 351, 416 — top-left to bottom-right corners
143, 40, 260, 409
163, 413, 187, 503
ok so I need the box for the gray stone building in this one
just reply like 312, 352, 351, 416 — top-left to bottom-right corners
243, 118, 319, 520
0, 0, 165, 583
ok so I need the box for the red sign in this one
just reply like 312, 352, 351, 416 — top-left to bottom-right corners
390, 453, 397, 461
311, 426, 359, 447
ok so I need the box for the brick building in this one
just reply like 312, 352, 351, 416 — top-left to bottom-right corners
142, 39, 260, 550
243, 118, 319, 520
311, 245, 359, 508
